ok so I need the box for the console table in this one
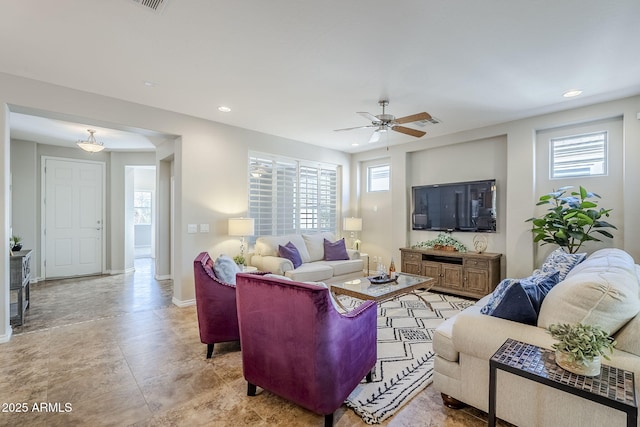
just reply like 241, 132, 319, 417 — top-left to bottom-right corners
399, 247, 501, 299
489, 338, 637, 427
10, 249, 32, 326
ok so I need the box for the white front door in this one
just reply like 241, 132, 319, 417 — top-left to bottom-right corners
44, 158, 104, 278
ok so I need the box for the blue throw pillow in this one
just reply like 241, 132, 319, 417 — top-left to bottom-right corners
480, 278, 519, 315
324, 238, 349, 261
279, 241, 303, 269
487, 270, 561, 325
534, 248, 586, 281
213, 254, 241, 285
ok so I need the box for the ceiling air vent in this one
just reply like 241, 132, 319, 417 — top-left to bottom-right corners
415, 117, 442, 127
130, 0, 168, 14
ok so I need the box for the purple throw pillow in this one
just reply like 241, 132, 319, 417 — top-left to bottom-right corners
279, 241, 302, 269
324, 238, 349, 261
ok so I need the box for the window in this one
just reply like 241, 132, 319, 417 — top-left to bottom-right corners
550, 131, 607, 179
367, 164, 390, 192
134, 191, 152, 224
248, 154, 338, 238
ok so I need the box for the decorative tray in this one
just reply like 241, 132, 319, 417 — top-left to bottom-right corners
368, 275, 398, 285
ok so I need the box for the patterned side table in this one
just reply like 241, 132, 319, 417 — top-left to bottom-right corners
489, 338, 637, 427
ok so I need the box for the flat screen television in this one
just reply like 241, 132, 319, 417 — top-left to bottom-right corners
411, 179, 497, 232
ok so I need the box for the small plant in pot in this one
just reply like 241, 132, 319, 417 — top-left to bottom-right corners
233, 254, 246, 268
10, 235, 22, 251
548, 323, 616, 377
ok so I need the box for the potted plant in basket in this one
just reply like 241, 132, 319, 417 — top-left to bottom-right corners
413, 232, 467, 252
548, 323, 616, 376
526, 186, 616, 254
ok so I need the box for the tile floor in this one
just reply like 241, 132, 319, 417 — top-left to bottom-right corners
1, 259, 506, 426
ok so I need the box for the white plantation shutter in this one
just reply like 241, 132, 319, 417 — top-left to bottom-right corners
249, 154, 337, 239
318, 168, 337, 231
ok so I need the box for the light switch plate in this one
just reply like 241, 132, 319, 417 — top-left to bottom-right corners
187, 224, 198, 233
199, 224, 210, 233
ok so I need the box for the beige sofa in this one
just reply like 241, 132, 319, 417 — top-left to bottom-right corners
249, 232, 363, 282
433, 248, 640, 427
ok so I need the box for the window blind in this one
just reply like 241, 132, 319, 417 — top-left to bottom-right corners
551, 131, 607, 179
248, 154, 337, 239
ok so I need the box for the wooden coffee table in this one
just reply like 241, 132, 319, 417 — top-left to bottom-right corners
330, 272, 436, 311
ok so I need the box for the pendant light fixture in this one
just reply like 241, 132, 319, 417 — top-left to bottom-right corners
77, 129, 105, 153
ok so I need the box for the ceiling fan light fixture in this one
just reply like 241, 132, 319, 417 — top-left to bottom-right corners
77, 129, 105, 153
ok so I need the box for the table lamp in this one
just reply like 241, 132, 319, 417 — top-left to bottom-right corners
343, 217, 362, 250
228, 217, 255, 259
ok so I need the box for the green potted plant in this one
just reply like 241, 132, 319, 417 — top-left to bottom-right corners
233, 254, 246, 267
526, 186, 616, 254
10, 235, 22, 251
548, 323, 616, 376
413, 233, 467, 252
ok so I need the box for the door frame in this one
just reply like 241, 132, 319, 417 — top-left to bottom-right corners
40, 156, 107, 279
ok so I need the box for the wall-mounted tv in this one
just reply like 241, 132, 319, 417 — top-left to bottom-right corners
411, 179, 497, 232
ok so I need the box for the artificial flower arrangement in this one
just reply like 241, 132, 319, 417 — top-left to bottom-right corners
413, 233, 467, 252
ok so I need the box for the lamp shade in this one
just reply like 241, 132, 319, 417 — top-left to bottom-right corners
228, 218, 255, 236
343, 217, 362, 232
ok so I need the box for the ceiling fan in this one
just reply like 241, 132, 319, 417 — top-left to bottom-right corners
334, 100, 437, 143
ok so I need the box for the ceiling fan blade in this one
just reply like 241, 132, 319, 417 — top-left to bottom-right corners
334, 125, 376, 132
392, 125, 426, 138
357, 112, 381, 123
394, 112, 432, 124
368, 131, 381, 143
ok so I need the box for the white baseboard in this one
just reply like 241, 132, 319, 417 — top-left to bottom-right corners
108, 268, 135, 275
155, 274, 172, 281
172, 297, 195, 307
0, 328, 13, 343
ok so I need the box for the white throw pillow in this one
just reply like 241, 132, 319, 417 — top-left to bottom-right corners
254, 234, 311, 263
533, 247, 586, 281
302, 232, 335, 262
214, 254, 241, 285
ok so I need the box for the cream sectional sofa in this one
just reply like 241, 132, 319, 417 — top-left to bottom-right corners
249, 232, 364, 282
433, 248, 640, 427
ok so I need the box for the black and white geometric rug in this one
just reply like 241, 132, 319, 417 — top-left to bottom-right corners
338, 291, 475, 424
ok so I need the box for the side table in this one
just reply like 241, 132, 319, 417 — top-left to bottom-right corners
10, 249, 32, 326
489, 338, 637, 427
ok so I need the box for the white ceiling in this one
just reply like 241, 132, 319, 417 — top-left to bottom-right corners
2, 0, 640, 153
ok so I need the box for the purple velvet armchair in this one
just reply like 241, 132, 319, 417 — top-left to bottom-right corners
193, 252, 240, 358
235, 273, 377, 427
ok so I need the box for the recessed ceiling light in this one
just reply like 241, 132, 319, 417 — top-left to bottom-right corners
143, 80, 157, 87
218, 106, 232, 113
563, 89, 583, 98
351, 143, 359, 147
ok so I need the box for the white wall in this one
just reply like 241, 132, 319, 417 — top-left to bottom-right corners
1, 104, 10, 342
358, 157, 393, 269
9, 140, 37, 263
533, 116, 624, 266
408, 136, 508, 255
0, 72, 352, 333
353, 95, 640, 279
110, 152, 155, 273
